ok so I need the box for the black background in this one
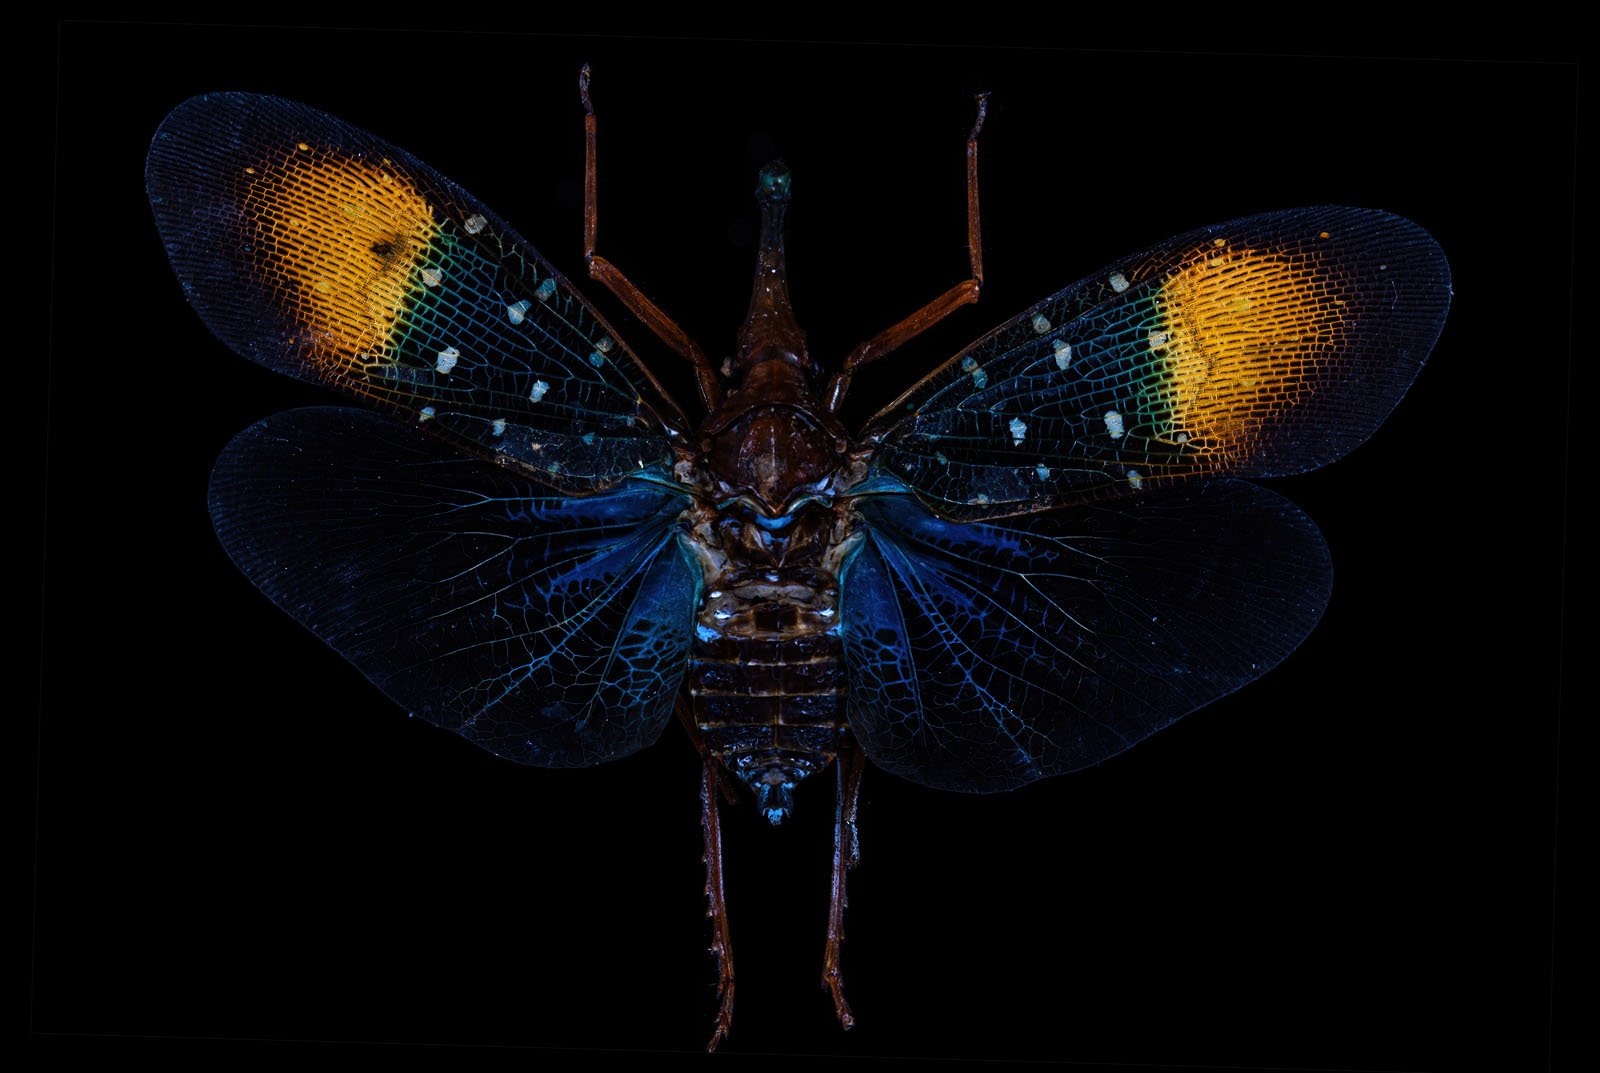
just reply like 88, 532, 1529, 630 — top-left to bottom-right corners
42, 25, 1570, 1067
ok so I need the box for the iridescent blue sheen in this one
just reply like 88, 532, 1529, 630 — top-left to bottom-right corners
840, 476, 1331, 791
209, 409, 698, 766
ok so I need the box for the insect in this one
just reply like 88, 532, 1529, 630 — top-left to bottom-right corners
146, 73, 1450, 1050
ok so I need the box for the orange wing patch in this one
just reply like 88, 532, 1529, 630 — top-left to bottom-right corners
1154, 240, 1340, 465
238, 147, 439, 381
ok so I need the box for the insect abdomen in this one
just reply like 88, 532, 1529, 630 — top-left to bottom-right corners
690, 562, 845, 822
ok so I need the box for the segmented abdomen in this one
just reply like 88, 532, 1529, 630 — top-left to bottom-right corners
690, 563, 845, 813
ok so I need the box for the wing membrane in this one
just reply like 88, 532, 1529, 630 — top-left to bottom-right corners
840, 479, 1331, 791
148, 93, 681, 492
867, 207, 1449, 517
208, 408, 699, 766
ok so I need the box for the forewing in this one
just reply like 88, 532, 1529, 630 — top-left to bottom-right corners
840, 480, 1330, 792
867, 207, 1449, 517
209, 408, 699, 766
148, 93, 681, 493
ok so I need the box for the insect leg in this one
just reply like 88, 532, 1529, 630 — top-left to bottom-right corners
821, 738, 867, 1030
823, 93, 989, 414
675, 699, 736, 1050
581, 65, 724, 412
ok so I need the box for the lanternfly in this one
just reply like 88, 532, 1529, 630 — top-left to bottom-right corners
146, 69, 1450, 1049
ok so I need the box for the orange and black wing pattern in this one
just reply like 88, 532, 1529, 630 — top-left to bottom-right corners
148, 94, 699, 767
865, 207, 1450, 518
842, 209, 1449, 789
148, 92, 683, 492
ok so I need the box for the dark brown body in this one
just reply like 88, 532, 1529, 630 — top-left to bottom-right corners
682, 170, 858, 822
685, 499, 847, 822
686, 387, 859, 823
578, 79, 986, 1041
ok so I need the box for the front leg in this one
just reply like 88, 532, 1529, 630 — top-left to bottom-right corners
581, 65, 722, 411
824, 93, 989, 414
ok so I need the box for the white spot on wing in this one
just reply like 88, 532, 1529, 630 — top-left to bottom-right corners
535, 278, 557, 302
1109, 271, 1129, 292
594, 335, 614, 353
1036, 463, 1051, 480
435, 347, 460, 374
1148, 330, 1168, 349
492, 418, 507, 436
463, 213, 487, 234
419, 406, 436, 422
420, 267, 443, 287
507, 299, 531, 324
529, 379, 550, 402
1103, 409, 1125, 438
1031, 313, 1051, 334
1054, 340, 1072, 369
1127, 469, 1144, 490
1009, 417, 1027, 444
961, 356, 988, 389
